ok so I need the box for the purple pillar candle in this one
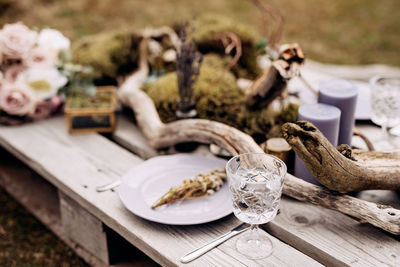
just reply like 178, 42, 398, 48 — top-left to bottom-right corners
294, 103, 341, 184
318, 80, 358, 145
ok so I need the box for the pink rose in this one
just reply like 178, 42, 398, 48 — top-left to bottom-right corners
31, 100, 52, 120
0, 82, 36, 116
24, 47, 56, 68
0, 23, 37, 59
4, 65, 26, 82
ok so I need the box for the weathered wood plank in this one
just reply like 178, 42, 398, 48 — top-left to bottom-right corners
59, 192, 110, 264
352, 124, 400, 210
114, 116, 158, 159
115, 115, 400, 266
265, 197, 400, 266
0, 116, 320, 266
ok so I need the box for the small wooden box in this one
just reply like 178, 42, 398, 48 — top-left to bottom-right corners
64, 86, 117, 134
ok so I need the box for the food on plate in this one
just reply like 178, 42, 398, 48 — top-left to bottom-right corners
150, 168, 226, 209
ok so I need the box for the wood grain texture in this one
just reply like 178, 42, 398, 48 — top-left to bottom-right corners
0, 150, 110, 267
282, 121, 400, 192
114, 116, 158, 159
265, 197, 400, 267
114, 118, 400, 266
60, 192, 109, 264
0, 116, 319, 266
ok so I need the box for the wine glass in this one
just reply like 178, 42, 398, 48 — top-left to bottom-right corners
225, 153, 286, 259
370, 75, 400, 150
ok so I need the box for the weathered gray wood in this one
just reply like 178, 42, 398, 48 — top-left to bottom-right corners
0, 149, 110, 267
357, 190, 400, 209
114, 116, 400, 266
265, 197, 400, 267
0, 116, 320, 266
114, 116, 158, 159
60, 192, 109, 264
282, 121, 400, 193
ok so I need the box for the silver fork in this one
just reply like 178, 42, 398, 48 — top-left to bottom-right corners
96, 180, 122, 192
180, 223, 249, 263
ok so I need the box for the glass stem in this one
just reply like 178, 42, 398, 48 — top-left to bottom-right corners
381, 123, 389, 140
248, 224, 259, 240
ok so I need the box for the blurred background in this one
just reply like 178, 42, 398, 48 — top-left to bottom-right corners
0, 0, 399, 266
1, 0, 399, 66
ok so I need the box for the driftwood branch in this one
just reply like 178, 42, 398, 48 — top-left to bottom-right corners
282, 121, 400, 193
282, 175, 400, 235
118, 38, 400, 235
245, 43, 305, 109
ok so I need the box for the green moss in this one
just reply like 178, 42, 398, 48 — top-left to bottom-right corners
192, 14, 262, 79
72, 30, 141, 79
72, 14, 262, 81
68, 91, 113, 109
143, 54, 238, 123
193, 13, 261, 44
280, 102, 299, 123
143, 54, 286, 140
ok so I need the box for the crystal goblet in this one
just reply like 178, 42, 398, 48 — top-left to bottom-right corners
226, 153, 286, 259
370, 75, 400, 150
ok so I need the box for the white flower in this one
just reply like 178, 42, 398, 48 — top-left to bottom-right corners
163, 49, 176, 62
24, 47, 56, 68
37, 29, 70, 54
0, 23, 37, 59
22, 68, 67, 100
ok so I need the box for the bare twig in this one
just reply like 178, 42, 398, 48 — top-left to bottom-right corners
353, 127, 375, 151
247, 0, 284, 48
298, 72, 318, 95
211, 32, 242, 85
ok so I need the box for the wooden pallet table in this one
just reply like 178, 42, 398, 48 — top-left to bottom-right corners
0, 115, 399, 266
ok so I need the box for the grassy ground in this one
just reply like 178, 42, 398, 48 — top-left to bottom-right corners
0, 187, 87, 267
1, 0, 399, 66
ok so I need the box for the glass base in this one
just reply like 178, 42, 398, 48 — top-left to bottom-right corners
390, 125, 400, 137
236, 230, 273, 260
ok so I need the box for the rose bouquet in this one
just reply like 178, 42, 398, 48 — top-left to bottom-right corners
0, 23, 93, 125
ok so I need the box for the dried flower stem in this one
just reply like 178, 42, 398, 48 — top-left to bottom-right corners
176, 23, 203, 114
150, 168, 226, 209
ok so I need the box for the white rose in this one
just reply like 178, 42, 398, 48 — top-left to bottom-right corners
0, 23, 37, 59
24, 47, 56, 68
37, 29, 70, 54
22, 67, 67, 100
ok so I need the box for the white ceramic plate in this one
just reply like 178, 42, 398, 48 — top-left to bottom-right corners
118, 154, 232, 225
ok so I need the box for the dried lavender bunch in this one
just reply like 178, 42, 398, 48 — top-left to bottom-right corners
176, 23, 203, 116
